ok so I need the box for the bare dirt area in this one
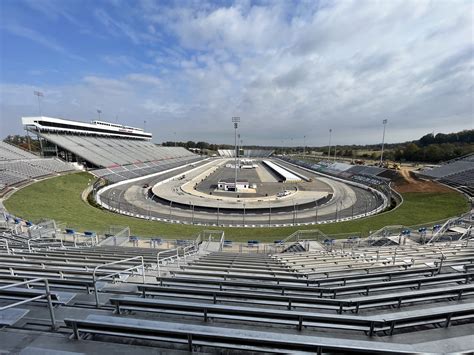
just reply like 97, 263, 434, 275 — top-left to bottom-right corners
394, 167, 451, 193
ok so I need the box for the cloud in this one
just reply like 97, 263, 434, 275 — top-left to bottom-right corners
1, 0, 473, 145
2, 24, 84, 61
24, 0, 85, 28
94, 7, 161, 45
126, 74, 161, 86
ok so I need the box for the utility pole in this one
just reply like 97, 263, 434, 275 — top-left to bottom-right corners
328, 129, 332, 160
380, 119, 388, 165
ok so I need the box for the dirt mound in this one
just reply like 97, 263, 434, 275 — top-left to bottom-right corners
394, 167, 451, 193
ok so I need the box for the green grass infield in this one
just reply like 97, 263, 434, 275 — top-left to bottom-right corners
3, 172, 470, 242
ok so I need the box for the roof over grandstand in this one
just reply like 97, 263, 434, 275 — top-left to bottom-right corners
22, 116, 152, 140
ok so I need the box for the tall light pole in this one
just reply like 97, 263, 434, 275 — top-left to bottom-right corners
303, 135, 306, 156
328, 129, 332, 160
96, 109, 102, 120
232, 117, 240, 191
380, 119, 388, 165
33, 91, 44, 116
237, 133, 241, 164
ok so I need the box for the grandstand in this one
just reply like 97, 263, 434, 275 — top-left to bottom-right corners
218, 149, 273, 157
279, 156, 393, 187
0, 141, 75, 193
22, 116, 203, 182
419, 154, 474, 197
0, 209, 473, 354
94, 154, 203, 183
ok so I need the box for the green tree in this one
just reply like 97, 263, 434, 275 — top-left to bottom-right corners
424, 145, 444, 162
403, 143, 420, 161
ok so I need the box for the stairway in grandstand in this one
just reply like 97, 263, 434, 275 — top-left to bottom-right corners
282, 241, 307, 253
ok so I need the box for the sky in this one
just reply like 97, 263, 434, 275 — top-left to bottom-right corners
0, 0, 473, 146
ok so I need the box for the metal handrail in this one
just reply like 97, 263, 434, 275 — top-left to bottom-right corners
93, 256, 145, 307
0, 277, 56, 329
157, 247, 180, 277
182, 244, 199, 264
0, 239, 10, 254
426, 217, 458, 244
156, 244, 201, 277
195, 234, 202, 245
218, 231, 225, 251
27, 237, 40, 252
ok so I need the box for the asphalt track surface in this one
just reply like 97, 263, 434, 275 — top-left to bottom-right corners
99, 158, 384, 227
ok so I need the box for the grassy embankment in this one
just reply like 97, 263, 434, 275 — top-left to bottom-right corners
4, 172, 469, 242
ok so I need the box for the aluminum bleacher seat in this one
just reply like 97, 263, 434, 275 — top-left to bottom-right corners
27, 158, 73, 173
360, 166, 386, 176
346, 165, 367, 174
2, 223, 474, 354
422, 161, 473, 179
0, 141, 38, 160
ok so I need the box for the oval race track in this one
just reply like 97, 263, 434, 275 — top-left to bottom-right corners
97, 158, 387, 227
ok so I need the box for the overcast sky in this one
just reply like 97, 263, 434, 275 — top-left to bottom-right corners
0, 0, 473, 146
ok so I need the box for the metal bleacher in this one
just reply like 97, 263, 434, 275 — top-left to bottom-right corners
0, 205, 472, 352
38, 133, 204, 182
41, 133, 198, 169
278, 156, 393, 188
0, 141, 76, 192
1, 209, 474, 355
94, 154, 203, 183
218, 149, 274, 158
419, 154, 474, 197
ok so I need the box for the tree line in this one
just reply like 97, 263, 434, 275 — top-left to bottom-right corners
4, 129, 473, 164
